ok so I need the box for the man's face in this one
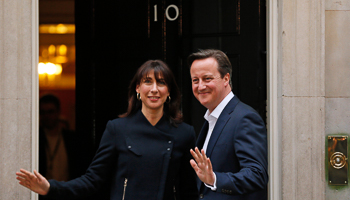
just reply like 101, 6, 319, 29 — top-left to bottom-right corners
190, 57, 230, 113
39, 103, 60, 130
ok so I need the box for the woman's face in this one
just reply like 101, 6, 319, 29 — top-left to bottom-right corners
136, 70, 170, 113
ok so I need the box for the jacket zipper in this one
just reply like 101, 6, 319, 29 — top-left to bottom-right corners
122, 178, 128, 200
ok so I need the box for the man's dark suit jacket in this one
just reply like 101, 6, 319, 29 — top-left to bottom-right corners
196, 95, 268, 200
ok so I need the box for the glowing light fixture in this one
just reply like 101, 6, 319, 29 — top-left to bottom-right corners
46, 63, 56, 75
54, 64, 63, 75
48, 25, 56, 34
38, 62, 62, 75
39, 24, 75, 34
56, 24, 68, 34
48, 45, 56, 55
38, 62, 46, 74
58, 45, 67, 55
56, 56, 68, 63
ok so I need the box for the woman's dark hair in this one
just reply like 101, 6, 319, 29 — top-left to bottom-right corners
119, 60, 183, 125
187, 49, 232, 88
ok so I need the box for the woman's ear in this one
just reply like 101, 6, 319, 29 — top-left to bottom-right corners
136, 85, 140, 93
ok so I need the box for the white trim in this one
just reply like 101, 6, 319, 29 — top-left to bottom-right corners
267, 0, 281, 199
28, 1, 281, 199
32, 0, 39, 199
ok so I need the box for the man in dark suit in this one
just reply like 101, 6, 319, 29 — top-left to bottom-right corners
188, 49, 268, 200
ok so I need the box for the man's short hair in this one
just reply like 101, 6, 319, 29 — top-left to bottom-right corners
187, 49, 232, 88
39, 94, 60, 110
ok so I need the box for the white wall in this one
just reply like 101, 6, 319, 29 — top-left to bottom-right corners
279, 0, 326, 199
0, 0, 38, 199
325, 0, 350, 198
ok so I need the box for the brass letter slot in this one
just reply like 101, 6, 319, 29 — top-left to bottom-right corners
328, 135, 348, 185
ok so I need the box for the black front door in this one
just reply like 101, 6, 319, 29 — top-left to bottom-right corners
75, 0, 266, 150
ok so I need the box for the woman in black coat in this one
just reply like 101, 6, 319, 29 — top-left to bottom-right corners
16, 60, 199, 200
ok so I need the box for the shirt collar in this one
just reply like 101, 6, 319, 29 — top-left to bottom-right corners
204, 92, 234, 121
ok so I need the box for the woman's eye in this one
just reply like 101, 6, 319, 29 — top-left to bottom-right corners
158, 81, 166, 85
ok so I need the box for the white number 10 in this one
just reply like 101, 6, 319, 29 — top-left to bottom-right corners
154, 4, 179, 22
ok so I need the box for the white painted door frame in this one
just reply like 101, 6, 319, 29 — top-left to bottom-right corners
267, 0, 281, 199
31, 0, 39, 199
31, 0, 281, 199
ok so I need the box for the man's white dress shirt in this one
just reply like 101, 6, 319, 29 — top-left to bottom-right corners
202, 92, 234, 190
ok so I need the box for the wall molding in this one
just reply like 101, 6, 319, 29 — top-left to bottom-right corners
267, 0, 281, 199
32, 0, 39, 199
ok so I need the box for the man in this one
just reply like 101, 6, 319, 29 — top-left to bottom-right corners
39, 94, 92, 185
188, 49, 268, 200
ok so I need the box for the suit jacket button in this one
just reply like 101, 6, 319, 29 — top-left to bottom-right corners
199, 194, 204, 198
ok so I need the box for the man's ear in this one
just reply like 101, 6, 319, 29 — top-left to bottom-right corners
224, 73, 230, 86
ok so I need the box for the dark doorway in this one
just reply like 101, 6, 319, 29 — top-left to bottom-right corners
75, 0, 266, 156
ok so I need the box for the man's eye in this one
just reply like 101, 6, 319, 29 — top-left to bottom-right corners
205, 77, 212, 81
192, 79, 198, 83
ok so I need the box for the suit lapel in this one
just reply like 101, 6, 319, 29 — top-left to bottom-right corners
205, 96, 240, 158
205, 115, 230, 158
195, 122, 208, 190
196, 121, 208, 149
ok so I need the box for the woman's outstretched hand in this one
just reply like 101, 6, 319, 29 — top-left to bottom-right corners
16, 169, 50, 195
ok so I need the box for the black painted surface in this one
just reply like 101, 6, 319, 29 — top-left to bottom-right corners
75, 0, 266, 163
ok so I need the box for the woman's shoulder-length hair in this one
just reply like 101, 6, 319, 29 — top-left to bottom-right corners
119, 60, 183, 126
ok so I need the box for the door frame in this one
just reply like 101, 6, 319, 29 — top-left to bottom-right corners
31, 0, 281, 199
31, 0, 39, 200
266, 0, 281, 199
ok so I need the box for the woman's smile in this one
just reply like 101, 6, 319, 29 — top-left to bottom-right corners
149, 96, 160, 101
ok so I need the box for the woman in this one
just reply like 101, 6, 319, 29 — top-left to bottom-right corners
16, 60, 199, 200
